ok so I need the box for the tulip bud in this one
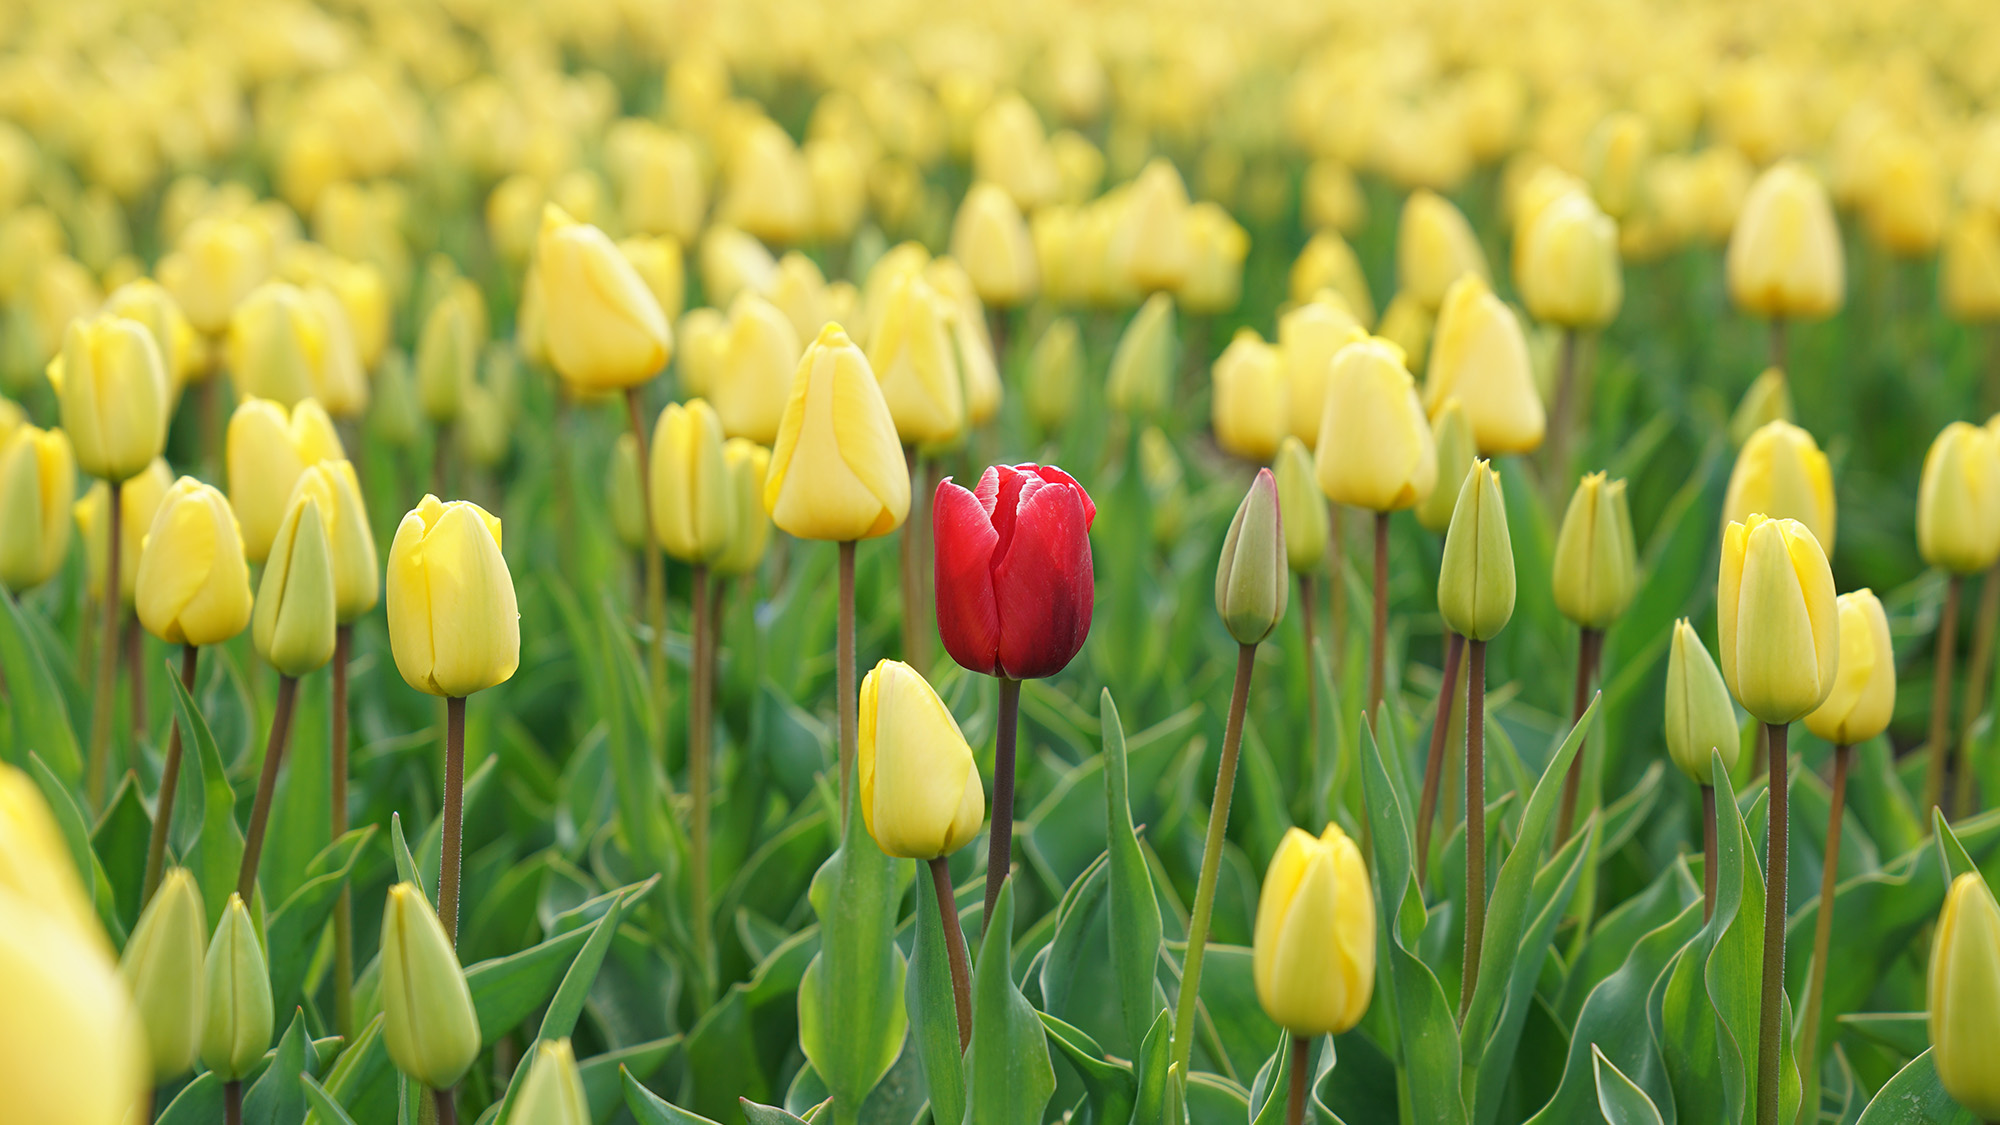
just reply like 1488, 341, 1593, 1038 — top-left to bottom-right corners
720, 118, 813, 246
158, 216, 270, 336
1722, 420, 1836, 553
513, 1039, 590, 1125
1025, 317, 1081, 433
1178, 202, 1249, 316
1315, 337, 1437, 512
285, 461, 378, 622
1585, 112, 1651, 222
1398, 190, 1488, 311
618, 129, 705, 244
1423, 275, 1544, 455
857, 659, 986, 859
1801, 589, 1894, 747
0, 875, 148, 1124
135, 478, 254, 647
934, 463, 1095, 679
649, 399, 734, 565
227, 282, 324, 408
1664, 619, 1741, 783
1252, 824, 1375, 1037
1919, 422, 2000, 575
386, 495, 518, 698
974, 94, 1060, 209
765, 252, 831, 345
764, 324, 911, 542
381, 883, 482, 1090
608, 432, 649, 551
617, 235, 686, 326
699, 226, 778, 310
714, 438, 773, 578
1930, 872, 2000, 1119
1216, 469, 1289, 645
415, 280, 483, 423
1272, 437, 1329, 575
322, 258, 389, 371
1718, 514, 1839, 724
859, 243, 930, 347
200, 893, 272, 1082
253, 492, 337, 678
1211, 329, 1285, 461
1375, 290, 1436, 372
1864, 133, 1945, 258
1515, 191, 1623, 330
1416, 399, 1476, 535
951, 182, 1038, 308
710, 293, 801, 446
868, 274, 965, 447
53, 314, 170, 483
924, 259, 1002, 428
0, 424, 75, 593
1302, 160, 1367, 236
76, 459, 174, 605
1729, 368, 1795, 448
1280, 292, 1366, 445
372, 349, 421, 448
1727, 162, 1844, 321
1945, 211, 2000, 324
675, 308, 726, 400
226, 397, 345, 564
103, 279, 200, 393
120, 867, 207, 1081
1124, 158, 1192, 293
1551, 473, 1638, 630
1437, 460, 1515, 641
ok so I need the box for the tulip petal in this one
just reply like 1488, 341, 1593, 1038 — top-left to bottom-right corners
934, 478, 1002, 675
991, 475, 1093, 679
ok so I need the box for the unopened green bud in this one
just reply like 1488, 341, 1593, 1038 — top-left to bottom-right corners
381, 882, 481, 1090
252, 492, 338, 678
1417, 398, 1475, 534
1664, 619, 1741, 784
513, 1038, 590, 1125
1025, 317, 1081, 433
120, 867, 207, 1081
1551, 471, 1639, 629
607, 431, 648, 550
1107, 292, 1176, 417
1728, 366, 1793, 448
200, 893, 272, 1082
1274, 436, 1327, 573
1216, 468, 1288, 645
1436, 459, 1514, 641
372, 348, 421, 448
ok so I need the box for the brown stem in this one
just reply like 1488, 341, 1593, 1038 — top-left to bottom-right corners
1371, 511, 1389, 717
142, 645, 201, 906
224, 1079, 242, 1125
1546, 330, 1580, 497
431, 429, 448, 496
1702, 785, 1718, 924
1757, 722, 1790, 1125
331, 625, 353, 1039
1555, 628, 1603, 846
1460, 639, 1488, 1023
125, 614, 146, 747
433, 1086, 459, 1125
1956, 567, 2000, 820
690, 566, 714, 985
627, 387, 668, 727
982, 677, 1023, 935
1328, 508, 1346, 680
1797, 744, 1850, 1117
440, 696, 466, 946
838, 540, 857, 826
900, 448, 930, 675
237, 675, 300, 900
1924, 575, 1963, 821
1299, 573, 1319, 754
1285, 1034, 1310, 1125
1416, 633, 1466, 884
929, 856, 974, 1051
87, 477, 123, 809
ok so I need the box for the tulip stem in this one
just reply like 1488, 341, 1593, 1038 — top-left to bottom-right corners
929, 856, 974, 1051
125, 615, 146, 749
237, 675, 300, 900
433, 1087, 458, 1125
1757, 721, 1790, 1125
332, 624, 354, 1039
87, 476, 122, 809
1460, 639, 1488, 1023
838, 540, 857, 828
440, 696, 466, 946
981, 677, 1022, 935
625, 386, 669, 734
689, 566, 714, 990
224, 1079, 242, 1125
1555, 628, 1603, 847
1797, 743, 1850, 1118
1172, 642, 1258, 1079
1284, 1034, 1310, 1125
900, 448, 931, 675
141, 645, 201, 907
1702, 785, 1718, 924
1370, 511, 1389, 718
1327, 509, 1346, 681
1955, 566, 2000, 820
1416, 633, 1465, 886
1924, 574, 1963, 821
1299, 573, 1319, 759
1545, 330, 1580, 500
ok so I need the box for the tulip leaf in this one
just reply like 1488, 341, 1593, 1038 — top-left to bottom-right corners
1185, 1069, 1251, 1119
243, 1007, 321, 1125
266, 826, 375, 1014
465, 909, 600, 1042
1104, 688, 1166, 1057
1247, 1030, 1305, 1125
741, 1101, 813, 1125
907, 854, 967, 1125
1128, 1002, 1174, 1125
91, 770, 150, 932
24, 751, 122, 943
173, 667, 245, 933
300, 1074, 361, 1125
1836, 1011, 1930, 1057
0, 587, 82, 783
389, 810, 425, 899
1933, 808, 1978, 882
1038, 1012, 1137, 1125
579, 1036, 682, 1118
305, 1014, 389, 1125
1591, 1046, 1667, 1125
263, 669, 331, 908
1853, 1049, 1981, 1124
159, 1028, 327, 1124
959, 876, 1056, 1125
1036, 849, 1107, 1021
623, 1068, 723, 1124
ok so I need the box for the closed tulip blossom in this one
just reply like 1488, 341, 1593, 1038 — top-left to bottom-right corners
1211, 328, 1286, 461
513, 1039, 590, 1125
1107, 292, 1177, 417
1515, 191, 1623, 330
1552, 473, 1638, 631
227, 282, 324, 407
1727, 161, 1844, 333
1918, 421, 2000, 576
1179, 202, 1250, 316
1423, 275, 1545, 455
414, 280, 481, 424
0, 423, 74, 593
226, 397, 345, 563
119, 867, 206, 1082
1253, 824, 1375, 1037
386, 494, 520, 699
1417, 399, 1476, 534
158, 216, 269, 337
868, 273, 966, 447
285, 461, 378, 623
1280, 292, 1365, 445
254, 492, 338, 679
951, 182, 1038, 308
858, 659, 986, 860
649, 399, 734, 566
1274, 437, 1328, 575
934, 463, 1095, 681
1930, 872, 2000, 1120
1290, 230, 1375, 324
1315, 336, 1437, 513
135, 477, 254, 646
381, 883, 481, 1092
764, 324, 911, 542
200, 893, 272, 1085
53, 314, 170, 484
1665, 620, 1741, 784
714, 439, 773, 578
536, 205, 672, 391
1398, 190, 1488, 310
1723, 420, 1837, 554
1215, 469, 1289, 646
707, 293, 800, 445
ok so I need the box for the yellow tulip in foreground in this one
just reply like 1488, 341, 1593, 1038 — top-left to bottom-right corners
119, 867, 207, 1082
0, 423, 74, 592
1398, 190, 1487, 310
53, 314, 170, 483
1252, 824, 1374, 1037
135, 477, 254, 647
1727, 161, 1844, 321
286, 461, 379, 622
200, 893, 272, 1082
1437, 460, 1515, 641
868, 273, 965, 447
1424, 274, 1544, 455
381, 883, 482, 1090
764, 324, 911, 542
1551, 473, 1638, 630
1664, 620, 1740, 783
227, 397, 345, 564
650, 399, 734, 566
1315, 337, 1436, 512
1211, 328, 1285, 461
1804, 590, 1895, 746
1930, 872, 2000, 1119
76, 458, 174, 604
254, 492, 338, 678
1515, 191, 1622, 330
0, 881, 148, 1124
387, 494, 520, 698
1918, 421, 2000, 575
858, 659, 985, 860
1722, 420, 1836, 554
537, 205, 673, 390
1718, 514, 1839, 724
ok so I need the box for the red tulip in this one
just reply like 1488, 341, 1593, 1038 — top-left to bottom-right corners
934, 464, 1096, 680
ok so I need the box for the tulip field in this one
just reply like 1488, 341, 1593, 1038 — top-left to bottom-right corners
14, 0, 2000, 1123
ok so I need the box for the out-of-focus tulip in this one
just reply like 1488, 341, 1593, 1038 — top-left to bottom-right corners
200, 893, 272, 1082
951, 183, 1038, 308
1551, 473, 1638, 630
676, 308, 727, 400
1140, 428, 1187, 550
1179, 203, 1249, 316
253, 492, 337, 678
1281, 292, 1365, 445
135, 478, 253, 647
923, 259, 1002, 427
709, 293, 799, 445
119, 867, 206, 1082
868, 274, 964, 447
103, 280, 199, 392
1124, 158, 1193, 293
226, 397, 343, 564
1107, 292, 1177, 417
1930, 872, 2000, 1119
807, 137, 868, 244
1252, 823, 1374, 1037
1423, 275, 1544, 455
538, 206, 672, 391
1944, 211, 2000, 324
1723, 420, 1837, 553
1865, 134, 1946, 258
1216, 469, 1288, 645
76, 460, 173, 605
1211, 329, 1285, 461
715, 439, 772, 578
1919, 422, 2000, 575
1727, 162, 1844, 321
650, 399, 734, 566
459, 385, 509, 470
1398, 190, 1488, 311
1376, 291, 1435, 372
608, 433, 648, 551
1729, 368, 1795, 448
380, 883, 481, 1090
859, 242, 933, 348
415, 280, 482, 423
513, 1039, 589, 1125
387, 495, 519, 698
1804, 590, 1894, 746
286, 462, 377, 622
1275, 437, 1328, 573
52, 315, 170, 483
1051, 130, 1105, 204
1316, 337, 1436, 512
1584, 112, 1651, 221
27, 258, 101, 373
1718, 514, 1839, 724
0, 424, 74, 592
1, 764, 106, 939
618, 236, 686, 326
226, 282, 323, 407
974, 94, 1059, 210
158, 216, 269, 336
934, 463, 1095, 680
720, 118, 813, 245
1437, 460, 1514, 641
1665, 619, 1741, 782
1516, 192, 1623, 330
699, 226, 778, 309
1025, 318, 1081, 433
1416, 399, 1475, 535
1303, 160, 1366, 235
318, 258, 389, 372
858, 659, 986, 859
305, 286, 367, 417
618, 129, 706, 244
1290, 233, 1375, 327
764, 324, 910, 541
765, 252, 831, 345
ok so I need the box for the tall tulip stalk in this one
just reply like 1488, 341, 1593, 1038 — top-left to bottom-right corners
1514, 191, 1620, 487
1727, 162, 1845, 375
1550, 472, 1638, 844
1664, 620, 1740, 922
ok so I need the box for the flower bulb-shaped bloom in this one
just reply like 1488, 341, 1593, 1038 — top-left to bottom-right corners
1025, 317, 1081, 433
321, 258, 389, 371
1945, 211, 2000, 324
1804, 589, 1894, 747
1123, 158, 1192, 293
200, 893, 272, 1082
1664, 619, 1741, 782
951, 182, 1037, 308
1416, 399, 1476, 535
1253, 824, 1374, 1037
119, 867, 206, 1081
1398, 190, 1488, 310
226, 397, 344, 563
1516, 191, 1622, 330
1722, 420, 1836, 553
1864, 133, 1946, 258
52, 314, 169, 483
720, 118, 813, 246
226, 282, 323, 408
102, 279, 200, 393
1275, 437, 1328, 573
158, 216, 269, 336
0, 878, 148, 1124
537, 205, 672, 391
285, 461, 378, 622
1211, 329, 1286, 461
381, 883, 481, 1090
618, 236, 686, 325
1727, 162, 1844, 321
1216, 469, 1289, 645
1423, 275, 1544, 455
1437, 460, 1514, 641
1376, 290, 1436, 372
0, 424, 74, 592
76, 459, 173, 605
868, 273, 965, 447
763, 324, 910, 541
1281, 292, 1366, 445
710, 293, 801, 446
387, 494, 519, 697
253, 492, 337, 677
305, 284, 368, 417
618, 129, 705, 243
973, 94, 1059, 210
858, 659, 986, 859
763, 252, 830, 346
934, 463, 1095, 679
1729, 368, 1795, 448
414, 280, 482, 423
675, 307, 726, 399
1930, 872, 2000, 1119
608, 432, 648, 551
1718, 514, 1839, 724
1315, 337, 1437, 512
1918, 421, 2000, 575
807, 137, 868, 243
1178, 202, 1249, 316
1302, 159, 1367, 236
714, 439, 772, 578
135, 478, 253, 647
650, 399, 734, 566
924, 259, 1002, 427
513, 1039, 589, 1125
1551, 472, 1638, 630
698, 226, 778, 310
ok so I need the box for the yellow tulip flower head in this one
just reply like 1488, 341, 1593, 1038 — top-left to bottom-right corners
1664, 619, 1741, 783
1944, 211, 2000, 325
1274, 436, 1328, 574
380, 883, 482, 1090
102, 279, 200, 393
1211, 328, 1286, 461
764, 324, 910, 542
285, 461, 378, 622
720, 117, 814, 246
414, 279, 483, 423
1551, 472, 1639, 630
699, 226, 779, 311
1864, 133, 1946, 258
200, 893, 272, 1082
1123, 158, 1193, 294
1804, 589, 1895, 747
119, 867, 207, 1082
158, 216, 270, 336
1515, 191, 1623, 330
1315, 336, 1437, 513
1253, 824, 1375, 1037
1376, 290, 1436, 372
1718, 513, 1839, 724
714, 438, 773, 578
1727, 161, 1844, 321
1289, 230, 1374, 326
1919, 421, 2000, 575
0, 876, 148, 1124
227, 281, 324, 408
764, 252, 830, 346
1424, 275, 1545, 455
135, 477, 254, 647
1398, 190, 1488, 311
537, 205, 672, 392
867, 273, 965, 448
1722, 420, 1836, 554
387, 494, 520, 698
1437, 460, 1515, 641
617, 235, 686, 326
650, 399, 735, 566
1930, 872, 2000, 1119
1416, 398, 1476, 535
305, 284, 368, 417
858, 659, 986, 860
951, 182, 1038, 308
1178, 202, 1249, 316
703, 294, 796, 446
226, 397, 345, 564
1280, 291, 1365, 445
1302, 159, 1367, 236
53, 314, 170, 483
0, 424, 74, 593
973, 93, 1060, 210
75, 458, 173, 605
1106, 292, 1178, 418
253, 491, 338, 678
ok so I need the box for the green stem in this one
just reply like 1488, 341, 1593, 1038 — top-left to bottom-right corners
1370, 511, 1388, 718
690, 566, 714, 992
237, 675, 300, 900
440, 696, 466, 946
1955, 567, 1999, 820
141, 645, 200, 906
1796, 743, 1849, 1123
1555, 628, 1602, 847
627, 387, 668, 738
1460, 639, 1488, 1022
1298, 573, 1319, 772
1415, 633, 1465, 885
1702, 785, 1718, 924
331, 625, 354, 1039
1757, 721, 1790, 1125
838, 541, 857, 828
1924, 575, 1962, 821
87, 476, 123, 809
981, 677, 1022, 934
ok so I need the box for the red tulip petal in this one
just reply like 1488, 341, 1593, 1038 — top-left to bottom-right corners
992, 474, 1094, 679
1017, 463, 1096, 526
933, 476, 1003, 676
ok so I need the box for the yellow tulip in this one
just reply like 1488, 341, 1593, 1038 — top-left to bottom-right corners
764, 324, 910, 542
286, 461, 378, 622
1437, 460, 1515, 641
76, 459, 173, 605
1729, 368, 1795, 448
709, 293, 800, 445
858, 659, 986, 860
380, 883, 482, 1090
675, 308, 726, 400
253, 492, 338, 678
1179, 202, 1249, 316
1722, 420, 1836, 554
766, 252, 832, 346
1943, 211, 2000, 324
200, 893, 272, 1082
1805, 590, 1895, 747
1664, 619, 1741, 783
951, 182, 1038, 308
650, 399, 734, 566
698, 226, 778, 310
1107, 292, 1177, 418
537, 205, 672, 391
1398, 190, 1488, 310
1930, 872, 2000, 1120
415, 279, 482, 423
226, 397, 345, 564
858, 242, 933, 349
0, 880, 148, 1125
973, 93, 1059, 210
1424, 275, 1545, 455
305, 284, 368, 417
868, 273, 965, 447
119, 867, 207, 1082
720, 117, 813, 245
1302, 159, 1366, 235
1585, 112, 1651, 221
1727, 161, 1844, 321
618, 236, 686, 327
157, 216, 269, 336
1051, 130, 1103, 205
1864, 134, 1946, 258
1376, 290, 1435, 372
386, 494, 519, 698
322, 257, 389, 371
226, 281, 322, 407
1025, 317, 1081, 433
924, 259, 1002, 428
619, 130, 706, 244
513, 1039, 590, 1125
1457, 67, 1525, 163
1280, 292, 1365, 445
1718, 514, 1839, 724
715, 438, 773, 578
1551, 472, 1638, 630
135, 477, 254, 647
1124, 158, 1193, 293
1515, 192, 1623, 330
1416, 398, 1476, 535
1315, 337, 1436, 512
0, 424, 74, 593
52, 314, 170, 483
1211, 328, 1286, 461
1918, 422, 2000, 575
1252, 824, 1374, 1037
102, 279, 200, 392
1274, 437, 1329, 573
0, 764, 102, 942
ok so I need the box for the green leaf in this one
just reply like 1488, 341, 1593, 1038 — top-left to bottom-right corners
1836, 1012, 1929, 1058
1248, 1031, 1301, 1125
1037, 1012, 1137, 1125
91, 770, 150, 932
961, 877, 1055, 1125
1036, 850, 1107, 1022
1129, 1001, 1174, 1125
25, 752, 121, 942
173, 668, 245, 933
741, 1101, 813, 1125
1103, 688, 1165, 1057
1853, 1049, 1980, 1125
266, 826, 375, 1014
0, 587, 82, 783
305, 1014, 389, 1125
907, 858, 967, 1125
300, 1074, 361, 1125
465, 903, 605, 1042
580, 1037, 682, 1119
389, 811, 425, 899
624, 1068, 723, 1124
1592, 1046, 1666, 1125
243, 1007, 321, 1125
1934, 809, 1978, 882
